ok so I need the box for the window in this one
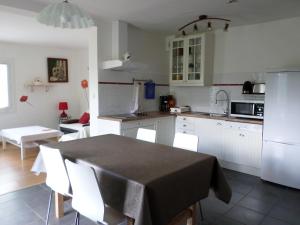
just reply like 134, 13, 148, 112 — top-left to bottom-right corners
0, 62, 13, 112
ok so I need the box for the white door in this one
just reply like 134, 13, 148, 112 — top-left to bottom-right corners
156, 117, 175, 146
196, 119, 223, 159
262, 140, 300, 189
264, 72, 300, 144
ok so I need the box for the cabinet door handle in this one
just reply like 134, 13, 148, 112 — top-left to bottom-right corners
239, 133, 245, 137
183, 124, 187, 127
183, 118, 186, 121
217, 122, 222, 126
183, 131, 186, 134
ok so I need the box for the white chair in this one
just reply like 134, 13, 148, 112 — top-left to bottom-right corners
58, 132, 81, 142
40, 146, 72, 225
64, 159, 127, 225
136, 128, 156, 143
172, 133, 204, 220
173, 133, 198, 152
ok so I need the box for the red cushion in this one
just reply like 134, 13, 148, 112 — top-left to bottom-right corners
79, 112, 90, 124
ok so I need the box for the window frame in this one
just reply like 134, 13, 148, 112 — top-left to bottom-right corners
0, 59, 14, 113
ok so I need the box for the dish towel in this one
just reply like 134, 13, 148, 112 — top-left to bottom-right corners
130, 82, 140, 113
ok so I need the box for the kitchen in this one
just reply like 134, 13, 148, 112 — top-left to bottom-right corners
1, 1, 300, 225
96, 18, 300, 189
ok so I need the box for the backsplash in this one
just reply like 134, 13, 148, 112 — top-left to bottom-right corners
170, 72, 265, 114
99, 84, 169, 115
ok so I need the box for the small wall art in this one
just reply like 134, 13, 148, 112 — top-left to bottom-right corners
47, 58, 68, 83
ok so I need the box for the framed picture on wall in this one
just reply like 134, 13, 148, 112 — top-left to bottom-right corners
47, 58, 68, 83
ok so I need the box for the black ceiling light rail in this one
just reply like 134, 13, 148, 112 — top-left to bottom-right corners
179, 15, 231, 35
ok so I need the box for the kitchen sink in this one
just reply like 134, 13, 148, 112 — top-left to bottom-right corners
111, 112, 148, 119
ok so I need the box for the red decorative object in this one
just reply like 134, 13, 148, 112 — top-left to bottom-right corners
19, 95, 33, 106
58, 102, 68, 118
79, 112, 90, 124
81, 79, 89, 109
81, 79, 88, 89
20, 96, 28, 102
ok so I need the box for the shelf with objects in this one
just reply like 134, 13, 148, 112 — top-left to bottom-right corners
25, 78, 52, 92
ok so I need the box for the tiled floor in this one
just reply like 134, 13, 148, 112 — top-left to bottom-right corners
0, 169, 300, 225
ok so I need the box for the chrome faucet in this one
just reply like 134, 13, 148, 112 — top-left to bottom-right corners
215, 90, 230, 116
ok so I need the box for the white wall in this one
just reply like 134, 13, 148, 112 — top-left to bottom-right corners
97, 23, 169, 115
0, 42, 88, 130
171, 16, 300, 112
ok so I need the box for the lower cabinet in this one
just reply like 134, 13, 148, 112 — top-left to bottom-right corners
98, 116, 175, 146
176, 116, 263, 176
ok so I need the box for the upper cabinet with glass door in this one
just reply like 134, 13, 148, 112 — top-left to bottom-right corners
170, 38, 185, 84
169, 33, 213, 86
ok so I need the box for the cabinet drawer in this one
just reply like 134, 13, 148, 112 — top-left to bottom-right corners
176, 122, 195, 131
176, 116, 195, 123
176, 128, 196, 135
122, 119, 156, 130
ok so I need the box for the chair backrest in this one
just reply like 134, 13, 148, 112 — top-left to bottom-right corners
173, 133, 198, 152
65, 159, 105, 223
40, 146, 70, 195
136, 128, 156, 143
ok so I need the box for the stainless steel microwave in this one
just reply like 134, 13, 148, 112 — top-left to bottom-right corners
230, 100, 264, 119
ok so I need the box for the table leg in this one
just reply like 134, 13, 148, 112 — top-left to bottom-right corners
187, 204, 196, 225
127, 217, 135, 225
2, 136, 6, 150
55, 192, 64, 218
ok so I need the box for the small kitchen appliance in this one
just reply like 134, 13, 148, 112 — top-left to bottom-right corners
230, 100, 264, 119
170, 106, 191, 113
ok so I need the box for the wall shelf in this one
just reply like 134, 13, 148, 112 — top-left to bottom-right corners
26, 84, 52, 92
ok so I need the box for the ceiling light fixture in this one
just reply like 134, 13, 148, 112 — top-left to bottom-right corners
179, 15, 231, 35
37, 0, 95, 29
207, 22, 212, 31
193, 24, 198, 32
224, 23, 229, 32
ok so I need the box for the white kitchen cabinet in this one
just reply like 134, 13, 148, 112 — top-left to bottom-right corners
169, 33, 213, 86
222, 122, 262, 168
195, 119, 224, 159
97, 116, 175, 146
175, 116, 263, 176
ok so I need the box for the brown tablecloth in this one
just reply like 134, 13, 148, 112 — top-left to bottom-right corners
45, 134, 231, 225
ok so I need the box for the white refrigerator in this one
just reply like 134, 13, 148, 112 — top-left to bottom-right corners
261, 70, 300, 189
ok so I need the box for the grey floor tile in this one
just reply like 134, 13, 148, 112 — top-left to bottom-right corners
247, 187, 280, 204
269, 205, 300, 225
214, 216, 245, 225
226, 206, 265, 225
260, 217, 291, 225
230, 192, 245, 204
228, 179, 254, 195
202, 196, 234, 215
237, 196, 275, 214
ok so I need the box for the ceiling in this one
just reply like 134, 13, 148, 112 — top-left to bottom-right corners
0, 5, 90, 48
0, 0, 300, 47
1, 0, 300, 33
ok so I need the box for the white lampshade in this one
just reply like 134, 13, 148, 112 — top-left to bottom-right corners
37, 0, 95, 29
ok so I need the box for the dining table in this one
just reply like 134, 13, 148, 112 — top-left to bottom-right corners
36, 134, 232, 225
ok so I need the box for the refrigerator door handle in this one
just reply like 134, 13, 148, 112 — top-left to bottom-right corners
264, 140, 296, 146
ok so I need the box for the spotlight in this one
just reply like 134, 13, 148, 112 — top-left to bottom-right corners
224, 23, 229, 32
193, 24, 198, 32
207, 22, 212, 31
182, 30, 186, 36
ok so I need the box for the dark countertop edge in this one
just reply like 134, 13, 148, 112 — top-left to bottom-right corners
98, 111, 263, 125
179, 112, 263, 125
97, 112, 175, 122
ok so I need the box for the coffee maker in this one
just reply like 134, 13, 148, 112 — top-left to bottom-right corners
159, 95, 175, 112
